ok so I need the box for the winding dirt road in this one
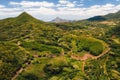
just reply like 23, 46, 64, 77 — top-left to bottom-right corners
71, 48, 111, 73
11, 45, 31, 80
71, 48, 111, 61
11, 45, 110, 80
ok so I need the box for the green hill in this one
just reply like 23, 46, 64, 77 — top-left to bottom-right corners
87, 16, 107, 21
85, 11, 120, 23
0, 12, 58, 41
105, 11, 120, 20
0, 12, 120, 80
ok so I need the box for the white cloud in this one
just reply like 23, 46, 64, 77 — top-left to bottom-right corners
26, 7, 57, 15
57, 0, 76, 7
10, 1, 55, 8
0, 0, 120, 21
59, 0, 68, 4
0, 5, 5, 8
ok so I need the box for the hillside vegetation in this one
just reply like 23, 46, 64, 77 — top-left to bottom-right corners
0, 11, 120, 80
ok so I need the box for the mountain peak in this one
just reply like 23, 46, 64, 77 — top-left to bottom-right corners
20, 12, 29, 15
16, 12, 37, 22
17, 12, 33, 18
51, 17, 70, 23
55, 17, 61, 19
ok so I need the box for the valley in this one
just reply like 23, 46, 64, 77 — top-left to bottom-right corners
0, 11, 120, 80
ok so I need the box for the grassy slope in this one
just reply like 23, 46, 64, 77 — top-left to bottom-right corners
0, 12, 120, 80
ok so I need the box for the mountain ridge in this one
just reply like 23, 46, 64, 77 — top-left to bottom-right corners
87, 16, 107, 21
0, 11, 120, 22
51, 17, 70, 23
87, 10, 120, 21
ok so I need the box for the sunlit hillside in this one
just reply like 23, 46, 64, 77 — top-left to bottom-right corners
0, 11, 120, 80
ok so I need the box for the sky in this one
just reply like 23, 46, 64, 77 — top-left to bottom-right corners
0, 0, 120, 21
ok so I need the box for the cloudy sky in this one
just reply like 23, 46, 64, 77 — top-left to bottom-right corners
0, 0, 120, 21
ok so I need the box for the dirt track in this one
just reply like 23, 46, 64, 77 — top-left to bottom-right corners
11, 46, 31, 80
71, 48, 111, 61
71, 48, 111, 73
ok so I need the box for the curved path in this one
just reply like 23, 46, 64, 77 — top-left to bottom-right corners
11, 46, 31, 80
71, 48, 111, 61
71, 48, 111, 73
11, 45, 110, 80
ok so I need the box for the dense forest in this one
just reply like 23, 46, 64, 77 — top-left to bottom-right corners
0, 11, 120, 80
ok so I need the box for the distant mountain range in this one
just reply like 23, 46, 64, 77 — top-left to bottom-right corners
0, 10, 120, 23
50, 10, 120, 23
51, 17, 70, 23
87, 10, 120, 21
0, 11, 120, 41
87, 16, 107, 21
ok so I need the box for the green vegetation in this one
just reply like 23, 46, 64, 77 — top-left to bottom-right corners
0, 11, 120, 80
0, 42, 28, 80
109, 23, 120, 37
59, 34, 107, 55
21, 42, 62, 54
87, 16, 107, 21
